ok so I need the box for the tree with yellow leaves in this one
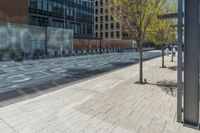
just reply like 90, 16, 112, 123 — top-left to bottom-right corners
147, 1, 176, 68
106, 0, 170, 83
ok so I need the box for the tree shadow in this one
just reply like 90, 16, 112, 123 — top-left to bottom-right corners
147, 80, 177, 97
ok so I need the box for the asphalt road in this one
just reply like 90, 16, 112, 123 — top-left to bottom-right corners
0, 50, 161, 95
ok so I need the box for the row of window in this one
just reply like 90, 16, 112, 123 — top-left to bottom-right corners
95, 8, 108, 15
95, 31, 120, 39
95, 23, 120, 30
29, 0, 93, 16
95, 16, 114, 22
30, 16, 93, 34
29, 0, 94, 25
95, 0, 104, 7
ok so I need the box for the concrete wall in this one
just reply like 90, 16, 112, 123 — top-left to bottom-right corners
0, 23, 73, 60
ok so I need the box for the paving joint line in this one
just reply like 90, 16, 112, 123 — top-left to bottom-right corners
0, 117, 20, 133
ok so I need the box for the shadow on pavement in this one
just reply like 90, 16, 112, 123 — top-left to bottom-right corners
147, 80, 177, 97
0, 62, 136, 107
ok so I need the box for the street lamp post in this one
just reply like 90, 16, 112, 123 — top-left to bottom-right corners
61, 1, 66, 57
100, 18, 102, 54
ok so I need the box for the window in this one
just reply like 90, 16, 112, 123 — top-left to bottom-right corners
100, 8, 103, 14
105, 15, 108, 21
100, 24, 103, 29
116, 31, 120, 38
48, 1, 52, 12
105, 9, 108, 14
100, 32, 103, 38
43, 0, 48, 11
95, 9, 98, 14
100, 0, 103, 6
105, 32, 109, 38
37, 0, 42, 10
100, 16, 103, 22
116, 23, 120, 29
105, 23, 108, 29
110, 23, 114, 29
111, 32, 114, 38
111, 16, 114, 21
95, 17, 98, 22
30, 0, 37, 9
95, 1, 98, 6
95, 24, 98, 30
96, 32, 98, 37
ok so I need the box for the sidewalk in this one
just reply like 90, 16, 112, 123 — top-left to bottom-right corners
0, 56, 198, 133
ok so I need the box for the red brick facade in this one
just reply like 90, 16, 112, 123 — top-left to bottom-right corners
0, 0, 28, 24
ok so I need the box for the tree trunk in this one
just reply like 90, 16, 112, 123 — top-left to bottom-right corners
139, 49, 143, 83
161, 44, 165, 68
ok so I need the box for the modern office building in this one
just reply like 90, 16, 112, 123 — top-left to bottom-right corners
94, 0, 132, 40
29, 0, 94, 38
0, 0, 94, 39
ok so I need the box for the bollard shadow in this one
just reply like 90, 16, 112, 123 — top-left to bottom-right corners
167, 66, 177, 71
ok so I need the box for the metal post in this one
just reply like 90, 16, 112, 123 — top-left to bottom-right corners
177, 0, 183, 123
184, 0, 199, 128
100, 18, 102, 54
64, 2, 66, 29
45, 26, 48, 56
61, 1, 66, 57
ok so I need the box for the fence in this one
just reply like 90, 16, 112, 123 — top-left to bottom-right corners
0, 23, 73, 60
74, 39, 136, 54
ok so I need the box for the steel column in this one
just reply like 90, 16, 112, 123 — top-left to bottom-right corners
177, 0, 183, 123
184, 0, 199, 128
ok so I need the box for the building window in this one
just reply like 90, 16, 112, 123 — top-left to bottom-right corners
111, 32, 114, 38
100, 0, 103, 6
105, 32, 109, 38
100, 16, 103, 22
100, 8, 103, 14
116, 31, 120, 38
100, 32, 103, 38
95, 24, 98, 30
95, 1, 98, 6
110, 23, 114, 29
95, 17, 98, 22
43, 0, 48, 11
116, 23, 120, 29
95, 9, 98, 14
105, 9, 108, 14
30, 0, 37, 9
105, 23, 108, 29
100, 24, 103, 29
96, 32, 98, 37
48, 1, 52, 12
37, 0, 42, 10
105, 15, 108, 21
111, 16, 114, 21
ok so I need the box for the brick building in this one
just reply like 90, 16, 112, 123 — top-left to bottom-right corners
0, 0, 29, 24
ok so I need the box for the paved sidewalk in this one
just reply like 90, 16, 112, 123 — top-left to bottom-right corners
0, 56, 199, 133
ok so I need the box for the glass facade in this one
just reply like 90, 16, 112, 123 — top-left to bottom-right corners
29, 0, 94, 38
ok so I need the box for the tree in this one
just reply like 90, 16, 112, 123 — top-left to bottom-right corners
147, 1, 176, 68
107, 0, 167, 83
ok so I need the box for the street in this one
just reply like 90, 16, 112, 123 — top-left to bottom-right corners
0, 51, 160, 95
